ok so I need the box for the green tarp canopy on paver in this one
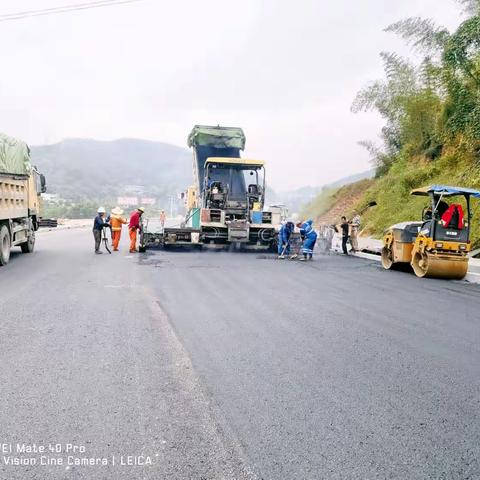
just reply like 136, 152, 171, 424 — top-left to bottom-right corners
187, 125, 246, 150
0, 132, 31, 175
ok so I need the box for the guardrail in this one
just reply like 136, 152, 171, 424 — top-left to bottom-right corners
39, 218, 58, 228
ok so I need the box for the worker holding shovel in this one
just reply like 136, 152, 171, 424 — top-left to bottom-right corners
298, 219, 318, 261
277, 221, 295, 259
128, 207, 144, 253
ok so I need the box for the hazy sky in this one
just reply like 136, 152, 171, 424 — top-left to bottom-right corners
0, 0, 464, 190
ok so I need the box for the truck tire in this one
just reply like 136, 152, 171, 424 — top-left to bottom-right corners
20, 232, 35, 253
0, 225, 11, 266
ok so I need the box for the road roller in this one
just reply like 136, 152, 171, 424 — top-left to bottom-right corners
381, 185, 480, 279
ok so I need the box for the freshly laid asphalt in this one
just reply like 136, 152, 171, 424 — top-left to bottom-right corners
1, 227, 479, 479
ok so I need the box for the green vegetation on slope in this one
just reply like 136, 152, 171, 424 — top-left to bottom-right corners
361, 147, 480, 240
301, 187, 338, 221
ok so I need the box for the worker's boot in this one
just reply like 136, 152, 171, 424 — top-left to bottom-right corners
299, 254, 307, 262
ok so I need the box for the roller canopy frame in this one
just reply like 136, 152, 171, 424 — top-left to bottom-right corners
411, 185, 480, 198
412, 185, 480, 244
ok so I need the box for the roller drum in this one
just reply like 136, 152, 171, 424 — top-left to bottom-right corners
411, 252, 468, 279
381, 247, 394, 270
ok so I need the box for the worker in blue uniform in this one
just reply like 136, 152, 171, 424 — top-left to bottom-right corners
298, 219, 317, 261
277, 221, 295, 259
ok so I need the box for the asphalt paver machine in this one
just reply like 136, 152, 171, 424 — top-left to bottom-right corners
140, 125, 280, 251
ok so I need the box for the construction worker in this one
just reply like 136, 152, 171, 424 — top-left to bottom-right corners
277, 221, 295, 259
129, 207, 144, 253
110, 207, 127, 251
92, 207, 111, 254
340, 216, 349, 255
159, 209, 166, 231
350, 213, 361, 253
298, 219, 318, 261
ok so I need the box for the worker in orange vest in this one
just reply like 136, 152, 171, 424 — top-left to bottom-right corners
110, 207, 127, 251
129, 207, 144, 253
160, 209, 166, 231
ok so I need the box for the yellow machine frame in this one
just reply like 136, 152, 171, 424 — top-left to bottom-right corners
381, 185, 479, 279
204, 157, 265, 167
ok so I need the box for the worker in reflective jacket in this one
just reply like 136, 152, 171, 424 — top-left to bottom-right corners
110, 207, 127, 251
93, 207, 111, 254
277, 221, 295, 259
298, 219, 317, 261
128, 207, 144, 253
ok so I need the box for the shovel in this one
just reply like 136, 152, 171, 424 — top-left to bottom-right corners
102, 226, 112, 254
278, 241, 290, 259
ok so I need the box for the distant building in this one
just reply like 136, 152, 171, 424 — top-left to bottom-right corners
141, 197, 156, 205
117, 196, 138, 206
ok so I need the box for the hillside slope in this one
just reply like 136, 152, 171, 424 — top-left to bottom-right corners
301, 179, 374, 224
280, 169, 373, 215
358, 148, 480, 241
303, 148, 480, 246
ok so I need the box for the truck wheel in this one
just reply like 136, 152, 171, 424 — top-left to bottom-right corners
21, 232, 35, 253
0, 225, 11, 266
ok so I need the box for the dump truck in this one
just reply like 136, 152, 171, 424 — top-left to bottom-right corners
381, 185, 480, 279
0, 133, 46, 266
140, 125, 279, 251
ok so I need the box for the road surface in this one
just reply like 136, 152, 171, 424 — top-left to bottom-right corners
1, 227, 479, 479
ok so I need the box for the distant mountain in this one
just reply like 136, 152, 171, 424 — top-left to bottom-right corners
270, 186, 322, 215
31, 138, 375, 218
324, 169, 375, 189
31, 138, 193, 204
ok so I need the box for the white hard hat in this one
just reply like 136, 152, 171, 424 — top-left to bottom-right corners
97, 207, 106, 214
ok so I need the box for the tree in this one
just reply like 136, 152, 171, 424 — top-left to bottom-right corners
385, 17, 450, 54
456, 0, 480, 15
353, 4, 480, 173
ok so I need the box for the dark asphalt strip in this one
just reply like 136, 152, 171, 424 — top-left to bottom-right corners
149, 249, 480, 480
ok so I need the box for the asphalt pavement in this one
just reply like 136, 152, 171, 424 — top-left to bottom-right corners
0, 228, 255, 480
1, 227, 480, 479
